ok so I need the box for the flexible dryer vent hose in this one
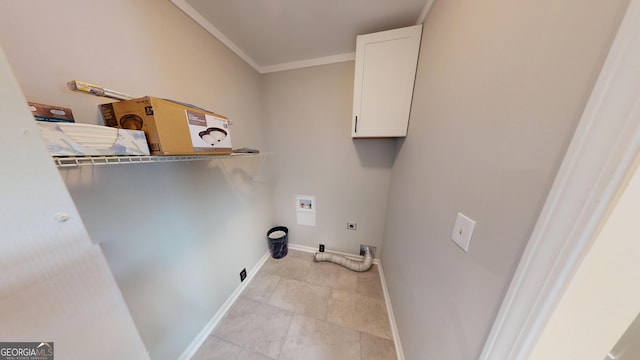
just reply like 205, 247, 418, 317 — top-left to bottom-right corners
313, 246, 373, 272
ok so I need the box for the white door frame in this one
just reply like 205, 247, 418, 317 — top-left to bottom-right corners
480, 0, 640, 358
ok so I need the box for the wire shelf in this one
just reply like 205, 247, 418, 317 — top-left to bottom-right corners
54, 153, 268, 168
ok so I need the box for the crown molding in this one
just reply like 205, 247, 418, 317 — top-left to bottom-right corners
170, 0, 262, 71
417, 0, 435, 24
171, 0, 356, 74
260, 53, 355, 74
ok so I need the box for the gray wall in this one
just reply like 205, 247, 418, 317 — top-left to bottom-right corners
0, 46, 149, 359
0, 1, 270, 359
381, 0, 630, 359
2, 0, 632, 358
262, 62, 396, 255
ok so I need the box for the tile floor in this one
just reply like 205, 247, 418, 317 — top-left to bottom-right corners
192, 249, 397, 360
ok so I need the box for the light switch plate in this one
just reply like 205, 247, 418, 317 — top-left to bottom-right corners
451, 212, 476, 252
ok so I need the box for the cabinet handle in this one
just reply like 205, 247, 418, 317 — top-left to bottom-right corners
355, 116, 358, 133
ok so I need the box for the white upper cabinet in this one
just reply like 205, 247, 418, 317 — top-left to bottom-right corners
352, 24, 422, 138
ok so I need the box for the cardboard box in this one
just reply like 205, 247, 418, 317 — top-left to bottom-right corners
29, 102, 75, 123
99, 97, 232, 155
36, 122, 150, 156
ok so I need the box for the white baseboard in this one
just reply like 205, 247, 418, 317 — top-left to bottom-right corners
178, 251, 271, 360
178, 243, 404, 359
288, 242, 380, 265
377, 261, 405, 360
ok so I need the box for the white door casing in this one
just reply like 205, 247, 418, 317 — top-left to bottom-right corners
480, 0, 640, 358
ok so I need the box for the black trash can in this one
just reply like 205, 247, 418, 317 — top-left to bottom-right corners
267, 226, 288, 259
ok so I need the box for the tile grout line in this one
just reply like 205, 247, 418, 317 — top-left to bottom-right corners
191, 248, 398, 359
263, 273, 282, 307
359, 331, 364, 360
218, 297, 295, 359
290, 245, 398, 344
277, 250, 368, 358
275, 310, 296, 360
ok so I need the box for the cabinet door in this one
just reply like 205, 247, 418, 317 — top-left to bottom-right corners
352, 24, 422, 138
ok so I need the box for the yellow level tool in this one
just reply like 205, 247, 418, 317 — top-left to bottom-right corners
67, 80, 134, 100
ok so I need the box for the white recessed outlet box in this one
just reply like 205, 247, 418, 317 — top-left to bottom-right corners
451, 212, 476, 252
296, 194, 316, 226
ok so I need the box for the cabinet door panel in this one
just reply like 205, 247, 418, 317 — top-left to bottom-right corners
352, 25, 422, 138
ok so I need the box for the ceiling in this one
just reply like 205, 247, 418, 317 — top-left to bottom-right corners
171, 0, 433, 73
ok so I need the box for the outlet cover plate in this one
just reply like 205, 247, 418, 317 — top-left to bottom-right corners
359, 245, 377, 256
240, 268, 247, 282
451, 212, 476, 252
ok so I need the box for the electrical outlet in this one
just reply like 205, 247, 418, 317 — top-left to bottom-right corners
347, 221, 357, 230
239, 268, 247, 282
319, 244, 325, 252
360, 245, 377, 256
451, 212, 476, 252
